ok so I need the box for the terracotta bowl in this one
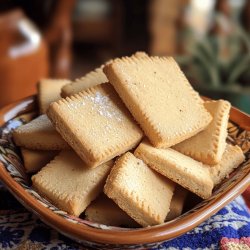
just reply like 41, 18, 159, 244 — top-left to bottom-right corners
0, 96, 249, 249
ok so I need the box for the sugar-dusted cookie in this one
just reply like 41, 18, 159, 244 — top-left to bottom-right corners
38, 79, 70, 113
134, 140, 214, 199
32, 151, 113, 216
21, 148, 58, 173
104, 152, 175, 227
47, 83, 143, 168
209, 144, 245, 185
173, 100, 231, 164
165, 186, 188, 221
104, 55, 212, 148
85, 193, 139, 227
13, 115, 69, 150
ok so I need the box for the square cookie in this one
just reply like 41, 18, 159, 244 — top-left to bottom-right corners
173, 100, 231, 164
32, 151, 113, 216
104, 55, 212, 148
85, 193, 138, 227
134, 140, 214, 199
47, 83, 143, 168
13, 115, 69, 150
21, 148, 58, 173
61, 52, 148, 97
61, 68, 108, 97
104, 152, 175, 227
38, 79, 70, 113
165, 186, 188, 221
209, 144, 245, 185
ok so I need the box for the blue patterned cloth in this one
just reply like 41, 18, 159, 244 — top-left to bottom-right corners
155, 196, 250, 250
0, 181, 249, 249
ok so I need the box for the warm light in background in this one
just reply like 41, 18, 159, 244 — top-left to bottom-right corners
187, 0, 216, 37
0, 0, 249, 112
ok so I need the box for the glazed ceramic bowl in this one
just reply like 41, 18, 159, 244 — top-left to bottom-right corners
0, 96, 249, 249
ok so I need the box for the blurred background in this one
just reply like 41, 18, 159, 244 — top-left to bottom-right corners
0, 0, 249, 113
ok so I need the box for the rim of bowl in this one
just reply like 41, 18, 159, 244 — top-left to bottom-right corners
0, 95, 249, 245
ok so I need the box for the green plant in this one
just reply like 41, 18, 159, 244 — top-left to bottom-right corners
177, 23, 250, 89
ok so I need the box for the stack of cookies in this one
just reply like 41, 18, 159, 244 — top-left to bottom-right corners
13, 52, 245, 228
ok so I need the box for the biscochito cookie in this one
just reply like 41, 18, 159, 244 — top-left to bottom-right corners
61, 52, 148, 97
209, 144, 245, 185
38, 79, 71, 113
173, 100, 231, 165
47, 83, 143, 168
13, 115, 69, 150
165, 186, 188, 221
104, 55, 212, 148
61, 67, 108, 98
21, 148, 58, 173
85, 193, 138, 227
131, 51, 148, 59
104, 152, 175, 227
32, 151, 113, 216
134, 140, 214, 199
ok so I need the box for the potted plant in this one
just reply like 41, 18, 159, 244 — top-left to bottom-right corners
177, 22, 250, 114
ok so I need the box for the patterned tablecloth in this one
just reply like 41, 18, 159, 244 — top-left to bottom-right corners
0, 180, 249, 250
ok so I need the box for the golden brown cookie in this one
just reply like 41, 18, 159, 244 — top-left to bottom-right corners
13, 115, 69, 150
61, 68, 107, 97
104, 55, 212, 148
85, 193, 138, 227
209, 144, 245, 185
134, 140, 214, 199
165, 186, 188, 221
173, 100, 231, 164
47, 83, 143, 168
38, 79, 70, 113
32, 151, 113, 216
104, 152, 175, 227
21, 148, 58, 173
61, 52, 148, 97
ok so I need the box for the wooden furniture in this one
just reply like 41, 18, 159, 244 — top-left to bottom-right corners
242, 0, 250, 32
73, 0, 123, 52
149, 0, 188, 56
44, 0, 75, 78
